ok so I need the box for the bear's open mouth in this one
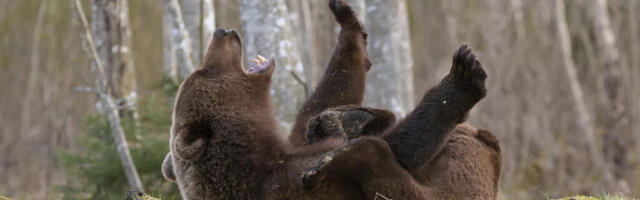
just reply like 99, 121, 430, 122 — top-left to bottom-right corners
247, 55, 272, 74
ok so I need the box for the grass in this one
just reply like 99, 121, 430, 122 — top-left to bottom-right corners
556, 194, 638, 200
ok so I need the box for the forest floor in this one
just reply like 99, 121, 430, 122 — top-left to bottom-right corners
556, 194, 638, 200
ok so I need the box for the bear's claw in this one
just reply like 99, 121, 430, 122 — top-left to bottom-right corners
329, 0, 363, 30
450, 44, 487, 98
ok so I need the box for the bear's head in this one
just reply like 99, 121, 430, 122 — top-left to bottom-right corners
198, 28, 275, 101
170, 28, 279, 162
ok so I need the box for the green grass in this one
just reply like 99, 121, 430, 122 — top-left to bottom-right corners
556, 194, 638, 200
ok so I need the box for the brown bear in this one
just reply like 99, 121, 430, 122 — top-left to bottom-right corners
302, 124, 501, 199
162, 0, 500, 199
162, 0, 373, 199
301, 45, 501, 199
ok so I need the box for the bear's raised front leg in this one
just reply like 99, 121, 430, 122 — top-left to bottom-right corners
383, 44, 487, 171
289, 0, 371, 147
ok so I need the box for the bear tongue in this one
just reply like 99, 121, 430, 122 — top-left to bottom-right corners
247, 58, 272, 74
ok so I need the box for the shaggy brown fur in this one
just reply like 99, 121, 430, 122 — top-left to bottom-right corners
162, 0, 377, 199
302, 45, 501, 199
302, 124, 501, 200
162, 0, 501, 199
288, 0, 371, 147
383, 44, 488, 171
305, 105, 396, 144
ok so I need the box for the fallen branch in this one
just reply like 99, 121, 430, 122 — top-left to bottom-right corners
290, 70, 310, 98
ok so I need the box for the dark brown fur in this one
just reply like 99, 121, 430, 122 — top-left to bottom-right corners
305, 105, 396, 144
163, 0, 376, 199
383, 44, 487, 171
303, 124, 501, 199
288, 0, 371, 147
302, 46, 501, 199
162, 0, 501, 199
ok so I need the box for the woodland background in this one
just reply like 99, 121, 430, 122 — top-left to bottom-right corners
1, 0, 639, 199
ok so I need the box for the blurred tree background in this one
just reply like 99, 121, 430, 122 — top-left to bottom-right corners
0, 0, 639, 199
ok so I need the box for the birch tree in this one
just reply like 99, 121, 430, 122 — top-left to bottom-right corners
553, 0, 616, 187
75, 0, 144, 192
181, 0, 216, 65
163, 0, 196, 81
21, 0, 47, 135
310, 0, 338, 85
163, 0, 215, 82
364, 0, 414, 116
511, 0, 526, 42
240, 0, 306, 131
590, 0, 630, 176
162, 1, 179, 82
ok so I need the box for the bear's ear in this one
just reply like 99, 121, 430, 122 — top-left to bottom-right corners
162, 153, 176, 182
171, 122, 208, 161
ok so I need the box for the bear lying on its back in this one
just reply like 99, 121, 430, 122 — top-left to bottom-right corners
161, 0, 501, 199
163, 0, 373, 199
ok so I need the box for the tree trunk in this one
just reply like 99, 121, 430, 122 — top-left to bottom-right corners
364, 0, 414, 116
165, 0, 196, 80
115, 0, 140, 130
21, 0, 47, 135
240, 0, 306, 132
202, 0, 216, 58
76, 0, 144, 192
181, 0, 215, 65
310, 0, 338, 85
555, 0, 615, 191
181, 0, 202, 65
92, 0, 122, 99
511, 0, 526, 42
554, 0, 604, 178
590, 0, 631, 185
162, 0, 179, 82
163, 0, 215, 82
285, 0, 315, 90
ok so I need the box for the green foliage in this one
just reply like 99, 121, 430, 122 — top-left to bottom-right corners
56, 79, 180, 200
555, 194, 638, 200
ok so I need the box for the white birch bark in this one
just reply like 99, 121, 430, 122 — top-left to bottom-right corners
163, 0, 215, 81
22, 0, 47, 134
511, 0, 526, 41
202, 0, 216, 56
91, 0, 138, 113
240, 0, 306, 131
591, 0, 631, 188
92, 0, 122, 98
555, 0, 621, 189
163, 0, 179, 82
75, 0, 144, 192
554, 0, 598, 167
181, 0, 201, 64
186, 0, 217, 66
165, 0, 196, 80
310, 0, 338, 85
116, 0, 140, 129
364, 0, 414, 116
286, 0, 316, 90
